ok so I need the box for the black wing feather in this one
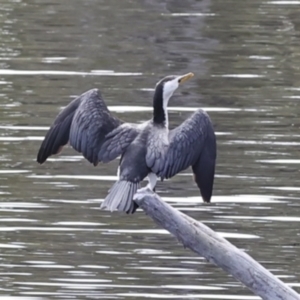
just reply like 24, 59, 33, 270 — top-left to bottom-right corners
192, 123, 216, 202
68, 89, 121, 165
159, 109, 205, 178
37, 88, 139, 166
37, 94, 82, 164
98, 123, 141, 163
159, 109, 216, 202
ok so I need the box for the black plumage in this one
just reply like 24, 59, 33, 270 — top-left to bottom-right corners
160, 109, 216, 202
37, 89, 123, 166
37, 73, 217, 213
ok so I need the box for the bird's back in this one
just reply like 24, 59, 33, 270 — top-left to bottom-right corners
118, 125, 152, 183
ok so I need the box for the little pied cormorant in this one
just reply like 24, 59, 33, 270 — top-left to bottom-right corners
37, 73, 216, 214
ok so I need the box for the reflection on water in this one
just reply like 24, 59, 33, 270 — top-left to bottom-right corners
0, 69, 143, 76
1, 0, 300, 299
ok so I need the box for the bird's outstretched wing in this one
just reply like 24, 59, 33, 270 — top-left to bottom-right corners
98, 123, 142, 163
158, 109, 216, 202
37, 89, 139, 166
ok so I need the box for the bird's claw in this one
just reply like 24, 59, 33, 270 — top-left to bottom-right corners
133, 186, 154, 201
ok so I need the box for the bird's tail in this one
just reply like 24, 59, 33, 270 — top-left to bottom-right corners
100, 180, 140, 214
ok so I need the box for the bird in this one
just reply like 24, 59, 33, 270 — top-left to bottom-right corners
37, 72, 216, 214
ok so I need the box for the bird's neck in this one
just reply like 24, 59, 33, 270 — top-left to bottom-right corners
153, 87, 169, 128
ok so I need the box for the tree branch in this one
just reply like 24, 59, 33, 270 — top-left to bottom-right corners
134, 189, 300, 300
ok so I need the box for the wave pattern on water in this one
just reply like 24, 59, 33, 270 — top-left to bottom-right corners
1, 0, 300, 299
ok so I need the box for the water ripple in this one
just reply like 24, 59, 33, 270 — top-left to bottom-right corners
0, 69, 142, 76
111, 293, 260, 299
267, 1, 300, 4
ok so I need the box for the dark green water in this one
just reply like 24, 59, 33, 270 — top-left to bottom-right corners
1, 0, 300, 299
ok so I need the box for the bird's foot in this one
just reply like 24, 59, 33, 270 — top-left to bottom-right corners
137, 185, 153, 194
134, 185, 155, 202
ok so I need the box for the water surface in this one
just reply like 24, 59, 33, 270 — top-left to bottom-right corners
1, 0, 300, 299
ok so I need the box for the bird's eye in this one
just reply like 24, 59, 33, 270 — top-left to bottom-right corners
178, 79, 181, 83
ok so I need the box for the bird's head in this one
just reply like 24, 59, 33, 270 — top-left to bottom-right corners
152, 72, 194, 126
154, 72, 194, 108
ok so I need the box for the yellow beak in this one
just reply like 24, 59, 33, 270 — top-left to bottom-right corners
178, 72, 194, 84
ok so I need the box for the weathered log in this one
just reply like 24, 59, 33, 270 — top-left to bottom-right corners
133, 189, 300, 300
